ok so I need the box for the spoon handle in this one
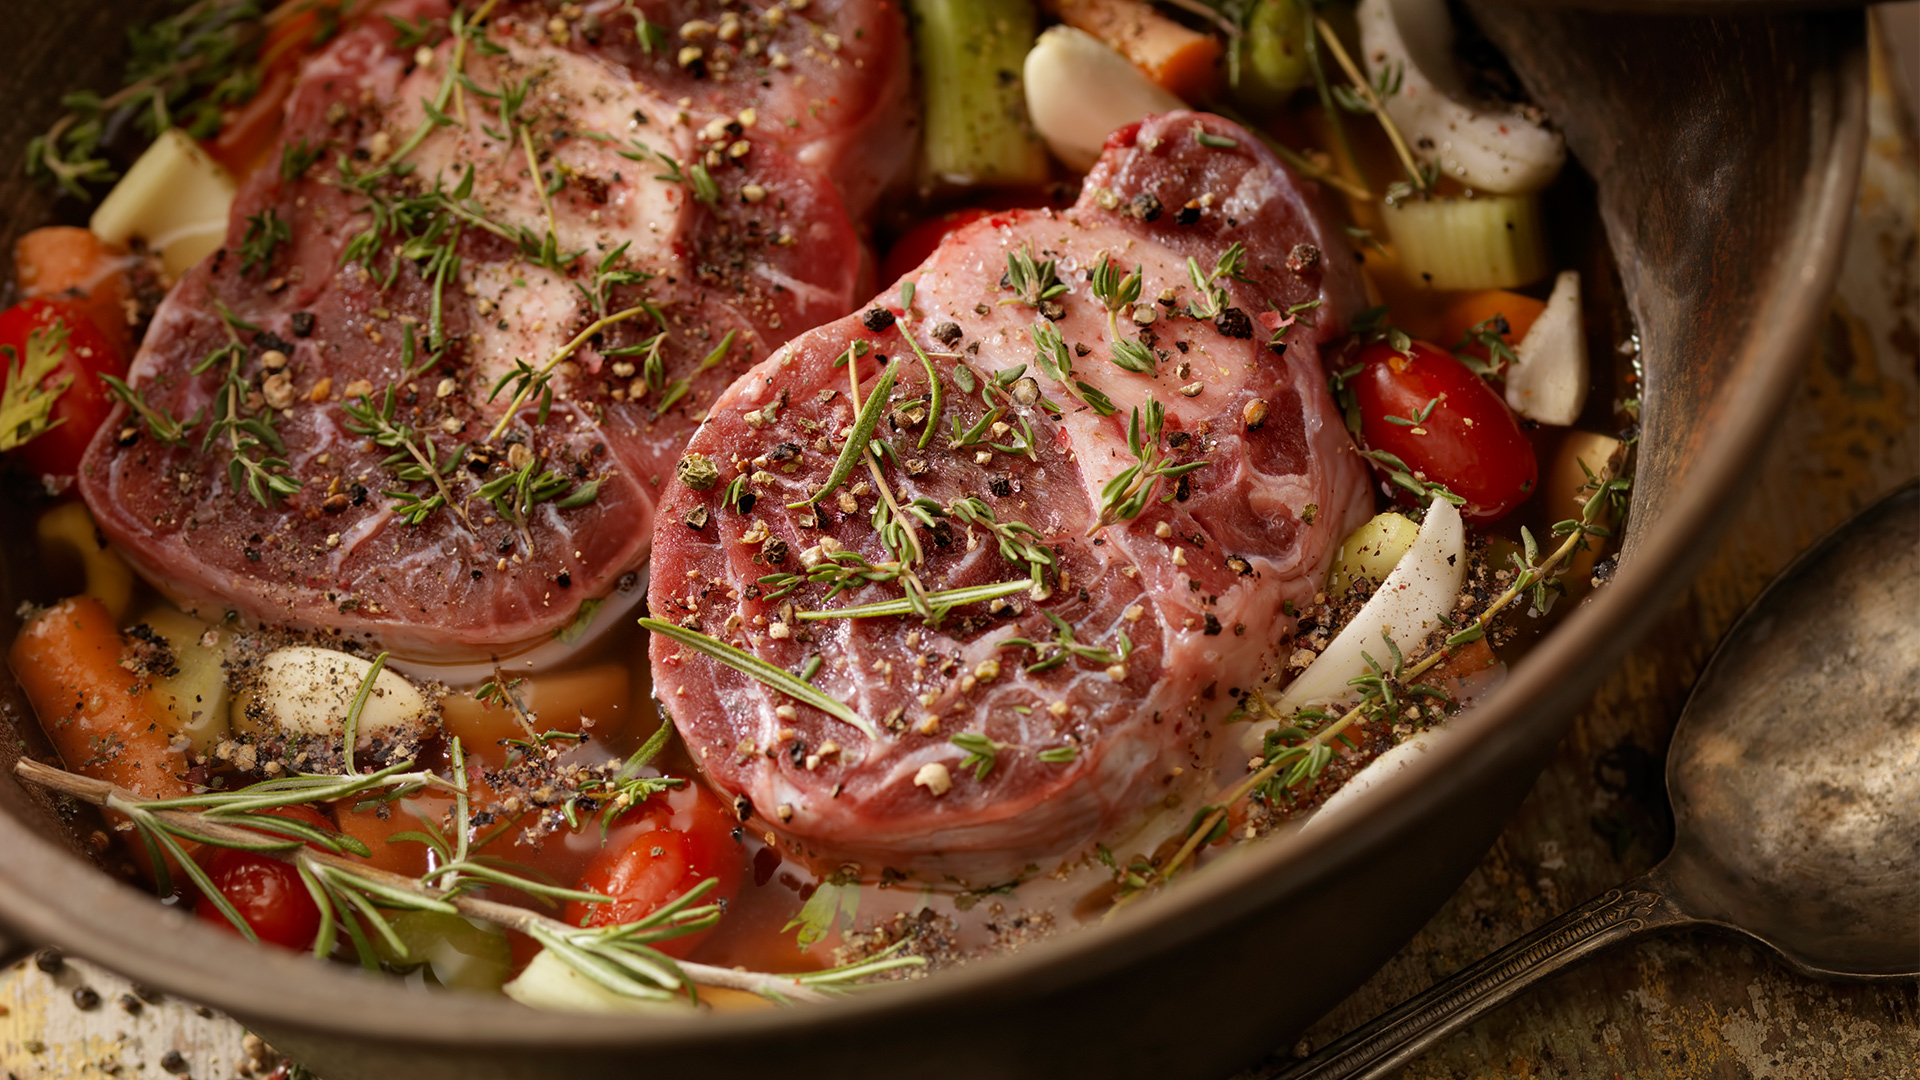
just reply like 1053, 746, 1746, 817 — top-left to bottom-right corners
1269, 876, 1686, 1080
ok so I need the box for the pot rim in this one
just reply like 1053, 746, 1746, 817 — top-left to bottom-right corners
0, 5, 1871, 1057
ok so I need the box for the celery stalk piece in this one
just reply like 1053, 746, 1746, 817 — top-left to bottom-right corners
911, 0, 1050, 188
1382, 192, 1549, 291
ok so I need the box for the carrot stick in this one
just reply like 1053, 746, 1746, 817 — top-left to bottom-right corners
1045, 0, 1223, 101
12, 227, 134, 354
9, 596, 194, 802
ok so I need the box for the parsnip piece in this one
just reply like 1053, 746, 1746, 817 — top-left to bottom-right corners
36, 502, 134, 622
134, 606, 232, 754
1247, 497, 1466, 755
1506, 270, 1587, 425
1300, 725, 1449, 833
1356, 0, 1565, 194
503, 949, 688, 1013
1025, 26, 1184, 172
1382, 192, 1548, 291
232, 646, 431, 744
89, 129, 235, 279
1326, 512, 1421, 597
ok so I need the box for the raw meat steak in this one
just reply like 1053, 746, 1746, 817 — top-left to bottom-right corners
77, 0, 910, 660
649, 112, 1372, 875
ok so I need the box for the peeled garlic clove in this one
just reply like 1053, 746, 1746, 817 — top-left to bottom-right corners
1506, 270, 1588, 426
233, 646, 430, 744
1356, 0, 1565, 194
1024, 26, 1185, 173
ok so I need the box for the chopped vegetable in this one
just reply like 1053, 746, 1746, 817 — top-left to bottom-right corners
89, 128, 238, 278
1381, 192, 1548, 291
1326, 511, 1420, 596
9, 595, 196, 802
1352, 338, 1538, 521
1505, 270, 1588, 425
1233, 0, 1313, 107
910, 0, 1050, 188
1356, 0, 1565, 194
132, 606, 233, 754
13, 226, 137, 353
1044, 0, 1222, 100
36, 503, 134, 622
1252, 495, 1466, 740
231, 646, 431, 745
1024, 26, 1184, 172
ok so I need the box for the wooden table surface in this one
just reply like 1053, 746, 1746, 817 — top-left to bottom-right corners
1240, 16, 1920, 1080
2, 12, 1915, 1080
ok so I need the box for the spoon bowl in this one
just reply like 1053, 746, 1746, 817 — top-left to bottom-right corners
1279, 481, 1920, 1080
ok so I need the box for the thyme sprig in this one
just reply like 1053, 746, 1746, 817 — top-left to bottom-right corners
342, 388, 475, 531
1093, 399, 1208, 529
1136, 474, 1634, 899
999, 246, 1069, 310
1184, 243, 1251, 321
947, 496, 1055, 593
25, 0, 272, 200
194, 302, 301, 507
656, 328, 735, 416
486, 305, 652, 442
1453, 314, 1518, 381
1030, 324, 1117, 416
1000, 610, 1133, 674
1089, 257, 1155, 374
14, 757, 921, 998
1311, 14, 1434, 199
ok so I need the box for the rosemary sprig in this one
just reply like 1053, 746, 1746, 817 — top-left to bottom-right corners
641, 618, 880, 741
792, 353, 894, 509
14, 758, 922, 997
793, 579, 1031, 622
1093, 399, 1208, 529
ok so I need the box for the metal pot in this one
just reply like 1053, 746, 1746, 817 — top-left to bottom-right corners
0, 4, 1866, 1077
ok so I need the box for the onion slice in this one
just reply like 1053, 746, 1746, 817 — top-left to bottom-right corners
1243, 497, 1466, 755
1356, 0, 1565, 195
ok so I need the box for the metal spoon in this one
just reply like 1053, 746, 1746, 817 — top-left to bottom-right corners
1274, 481, 1920, 1080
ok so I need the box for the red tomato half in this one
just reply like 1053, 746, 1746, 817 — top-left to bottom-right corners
1352, 340, 1537, 522
0, 298, 128, 480
194, 805, 332, 951
563, 782, 745, 959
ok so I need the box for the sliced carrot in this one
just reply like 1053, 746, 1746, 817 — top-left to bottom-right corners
9, 596, 195, 802
1438, 289, 1547, 351
205, 64, 300, 179
1045, 0, 1223, 101
12, 227, 135, 354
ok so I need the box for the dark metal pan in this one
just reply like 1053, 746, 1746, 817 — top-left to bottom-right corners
0, 4, 1867, 1077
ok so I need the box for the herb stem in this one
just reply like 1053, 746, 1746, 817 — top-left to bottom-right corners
1313, 15, 1426, 192
486, 305, 651, 443
795, 579, 1029, 621
641, 618, 880, 741
791, 354, 894, 509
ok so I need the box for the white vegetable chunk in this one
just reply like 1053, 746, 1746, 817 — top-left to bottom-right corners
503, 949, 686, 1014
1356, 0, 1564, 195
1300, 725, 1450, 834
1505, 270, 1588, 426
1245, 497, 1466, 756
89, 128, 236, 278
1024, 26, 1185, 173
233, 646, 431, 744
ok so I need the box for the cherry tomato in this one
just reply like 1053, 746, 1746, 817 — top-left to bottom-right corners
194, 805, 332, 951
1352, 339, 1537, 522
563, 781, 745, 959
0, 298, 128, 480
